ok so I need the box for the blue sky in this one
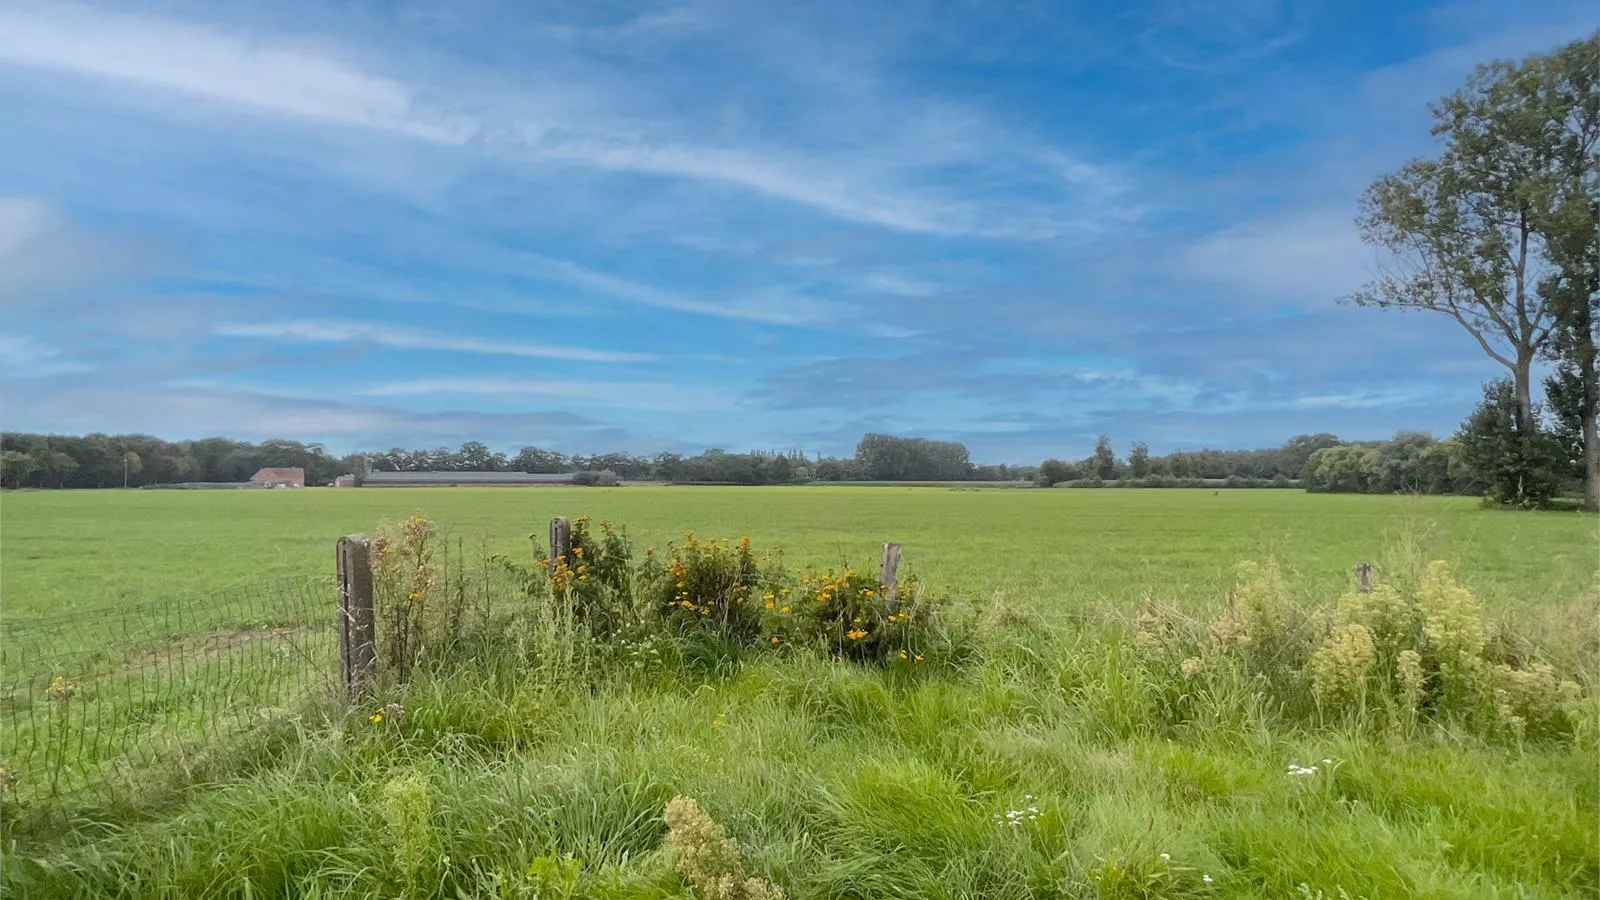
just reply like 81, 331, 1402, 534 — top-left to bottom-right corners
0, 0, 1594, 462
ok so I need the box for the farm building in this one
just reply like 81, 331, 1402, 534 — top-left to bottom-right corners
249, 467, 305, 488
358, 471, 585, 487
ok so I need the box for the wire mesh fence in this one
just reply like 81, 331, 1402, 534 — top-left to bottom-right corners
0, 575, 338, 810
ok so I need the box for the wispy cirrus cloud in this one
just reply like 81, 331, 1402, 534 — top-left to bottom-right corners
215, 320, 654, 363
0, 2, 1135, 239
0, 2, 466, 141
0, 332, 92, 377
527, 255, 854, 326
2, 0, 1588, 460
355, 375, 738, 412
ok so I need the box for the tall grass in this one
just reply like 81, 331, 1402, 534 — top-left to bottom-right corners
2, 517, 1595, 899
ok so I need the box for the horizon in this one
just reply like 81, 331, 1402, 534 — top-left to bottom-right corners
1, 0, 1592, 462
1, 425, 1435, 469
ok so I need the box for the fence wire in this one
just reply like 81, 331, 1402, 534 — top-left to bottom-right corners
0, 575, 337, 810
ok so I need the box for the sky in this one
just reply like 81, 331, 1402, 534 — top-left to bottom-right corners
0, 0, 1595, 462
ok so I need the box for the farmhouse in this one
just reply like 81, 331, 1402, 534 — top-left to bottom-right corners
358, 471, 584, 487
249, 467, 305, 488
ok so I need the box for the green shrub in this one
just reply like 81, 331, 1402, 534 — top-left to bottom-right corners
532, 515, 636, 636
772, 567, 937, 665
1128, 558, 1588, 743
642, 534, 776, 645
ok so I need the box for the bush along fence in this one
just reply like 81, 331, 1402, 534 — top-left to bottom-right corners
337, 515, 933, 703
343, 514, 1590, 747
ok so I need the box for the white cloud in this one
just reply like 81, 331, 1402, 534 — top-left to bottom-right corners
1175, 207, 1375, 305
0, 196, 55, 255
529, 256, 853, 326
0, 1, 466, 141
215, 320, 654, 363
1285, 387, 1435, 410
1138, 0, 1308, 72
857, 272, 944, 297
0, 5, 1133, 238
0, 332, 91, 376
356, 376, 737, 411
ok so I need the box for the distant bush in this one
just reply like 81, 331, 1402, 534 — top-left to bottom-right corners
1053, 476, 1301, 489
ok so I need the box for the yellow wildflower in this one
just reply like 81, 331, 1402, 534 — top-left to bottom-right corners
370, 712, 384, 724
771, 635, 781, 646
847, 629, 868, 640
781, 606, 790, 614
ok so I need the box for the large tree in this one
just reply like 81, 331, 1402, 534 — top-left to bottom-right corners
1527, 35, 1600, 508
1353, 37, 1597, 435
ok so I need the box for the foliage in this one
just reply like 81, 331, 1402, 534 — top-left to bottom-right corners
0, 432, 365, 487
1458, 378, 1569, 507
1128, 441, 1151, 478
854, 433, 973, 481
775, 567, 934, 664
1036, 458, 1075, 486
372, 515, 453, 681
1134, 557, 1588, 742
663, 796, 785, 900
643, 534, 774, 645
1091, 434, 1118, 480
532, 515, 636, 636
381, 772, 441, 900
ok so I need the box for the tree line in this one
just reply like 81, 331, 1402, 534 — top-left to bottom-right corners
0, 432, 1019, 489
5, 426, 1563, 499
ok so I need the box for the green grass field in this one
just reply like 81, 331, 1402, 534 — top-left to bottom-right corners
1, 488, 1596, 899
4, 486, 1594, 619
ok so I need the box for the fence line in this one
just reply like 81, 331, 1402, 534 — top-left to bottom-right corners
1, 517, 1377, 819
1, 575, 337, 809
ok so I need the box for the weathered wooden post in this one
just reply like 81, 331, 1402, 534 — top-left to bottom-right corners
549, 516, 572, 566
880, 542, 902, 611
1354, 562, 1374, 594
337, 535, 376, 699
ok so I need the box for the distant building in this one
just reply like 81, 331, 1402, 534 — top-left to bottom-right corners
333, 474, 357, 488
250, 467, 306, 488
359, 471, 582, 487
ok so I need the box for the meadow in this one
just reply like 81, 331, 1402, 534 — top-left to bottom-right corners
4, 486, 1593, 620
1, 487, 1596, 898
